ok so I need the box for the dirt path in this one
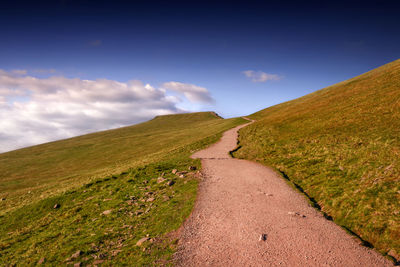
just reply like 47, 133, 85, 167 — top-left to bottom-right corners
175, 120, 392, 266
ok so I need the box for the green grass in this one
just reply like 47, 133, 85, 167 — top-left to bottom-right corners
0, 112, 242, 214
0, 112, 246, 265
234, 59, 400, 259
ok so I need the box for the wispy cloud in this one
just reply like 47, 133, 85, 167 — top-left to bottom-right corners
243, 70, 282, 83
88, 40, 102, 47
10, 69, 27, 75
32, 68, 57, 74
0, 70, 211, 152
161, 81, 214, 103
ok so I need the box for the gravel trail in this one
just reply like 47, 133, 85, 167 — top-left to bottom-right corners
175, 120, 392, 266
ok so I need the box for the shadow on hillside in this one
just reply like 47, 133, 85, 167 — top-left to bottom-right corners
276, 170, 397, 261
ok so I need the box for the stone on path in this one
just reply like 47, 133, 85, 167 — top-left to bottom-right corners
288, 211, 306, 217
259, 234, 267, 241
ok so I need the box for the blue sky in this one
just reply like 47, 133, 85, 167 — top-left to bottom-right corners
1, 0, 400, 151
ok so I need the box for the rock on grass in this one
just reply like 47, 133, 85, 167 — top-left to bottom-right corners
136, 237, 150, 246
102, 210, 112, 215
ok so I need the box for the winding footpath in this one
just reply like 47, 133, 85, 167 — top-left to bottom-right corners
175, 119, 392, 266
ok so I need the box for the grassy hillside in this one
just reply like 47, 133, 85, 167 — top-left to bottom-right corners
0, 112, 246, 265
0, 111, 236, 214
234, 59, 400, 260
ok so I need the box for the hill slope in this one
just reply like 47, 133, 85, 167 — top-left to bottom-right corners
0, 112, 241, 214
0, 112, 246, 265
234, 59, 400, 259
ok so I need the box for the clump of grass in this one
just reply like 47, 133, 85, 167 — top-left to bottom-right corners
234, 59, 400, 258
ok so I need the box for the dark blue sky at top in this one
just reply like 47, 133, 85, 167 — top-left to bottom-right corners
1, 0, 400, 118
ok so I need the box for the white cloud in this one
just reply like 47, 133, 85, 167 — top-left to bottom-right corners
243, 70, 282, 83
161, 81, 214, 103
0, 70, 212, 152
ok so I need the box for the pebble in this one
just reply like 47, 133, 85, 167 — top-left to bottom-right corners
259, 234, 267, 241
136, 237, 150, 246
112, 250, 122, 256
135, 210, 143, 215
70, 250, 82, 259
102, 209, 112, 215
288, 211, 306, 217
